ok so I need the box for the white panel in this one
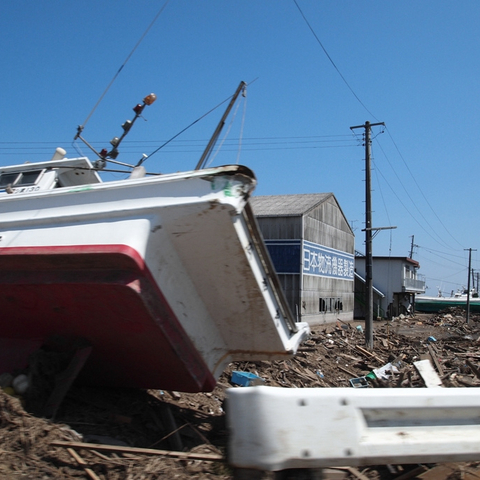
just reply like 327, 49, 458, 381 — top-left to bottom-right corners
227, 386, 480, 471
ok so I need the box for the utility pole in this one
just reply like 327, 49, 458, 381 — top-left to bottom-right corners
350, 121, 385, 349
465, 248, 477, 325
409, 235, 419, 259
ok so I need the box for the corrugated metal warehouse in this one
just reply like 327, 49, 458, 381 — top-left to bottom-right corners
251, 193, 355, 326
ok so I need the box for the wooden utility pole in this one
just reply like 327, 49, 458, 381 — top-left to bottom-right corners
409, 235, 418, 259
465, 248, 477, 325
351, 121, 385, 349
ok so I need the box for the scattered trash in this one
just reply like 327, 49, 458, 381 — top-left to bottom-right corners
356, 325, 363, 333
231, 371, 265, 387
349, 376, 369, 388
0, 309, 478, 479
427, 336, 437, 342
373, 362, 399, 381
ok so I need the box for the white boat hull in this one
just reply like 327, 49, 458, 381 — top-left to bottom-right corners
0, 162, 309, 391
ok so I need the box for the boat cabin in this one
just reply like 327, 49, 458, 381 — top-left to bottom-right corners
0, 157, 101, 195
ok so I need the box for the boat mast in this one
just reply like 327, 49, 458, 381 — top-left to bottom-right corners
74, 93, 157, 169
195, 81, 246, 170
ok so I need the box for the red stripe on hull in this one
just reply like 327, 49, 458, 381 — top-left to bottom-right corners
0, 245, 216, 392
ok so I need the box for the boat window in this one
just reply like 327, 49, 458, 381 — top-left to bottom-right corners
0, 173, 19, 188
0, 170, 43, 188
17, 170, 43, 186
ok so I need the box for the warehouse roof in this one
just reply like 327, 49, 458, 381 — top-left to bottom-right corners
250, 193, 333, 217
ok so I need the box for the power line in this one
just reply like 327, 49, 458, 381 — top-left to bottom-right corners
0, 135, 359, 157
384, 127, 463, 249
292, 1, 466, 259
293, 0, 379, 120
372, 140, 453, 251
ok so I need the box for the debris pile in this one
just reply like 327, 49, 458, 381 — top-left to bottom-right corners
0, 310, 480, 479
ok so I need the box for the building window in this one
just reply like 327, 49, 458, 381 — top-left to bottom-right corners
319, 298, 326, 312
319, 297, 343, 312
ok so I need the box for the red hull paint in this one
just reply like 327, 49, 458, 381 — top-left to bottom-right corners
0, 245, 216, 392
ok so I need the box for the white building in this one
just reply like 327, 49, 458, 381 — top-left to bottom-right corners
355, 255, 426, 318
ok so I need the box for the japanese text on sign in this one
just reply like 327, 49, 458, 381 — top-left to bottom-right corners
303, 240, 354, 280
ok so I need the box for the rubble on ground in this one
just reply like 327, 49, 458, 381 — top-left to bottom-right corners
1, 309, 480, 479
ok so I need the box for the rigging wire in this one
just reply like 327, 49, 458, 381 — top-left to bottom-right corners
139, 90, 240, 164
79, 0, 171, 130
205, 95, 243, 168
293, 0, 378, 121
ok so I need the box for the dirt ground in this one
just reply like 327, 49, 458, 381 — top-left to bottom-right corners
1, 309, 480, 479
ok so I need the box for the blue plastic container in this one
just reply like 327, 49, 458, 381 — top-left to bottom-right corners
231, 371, 264, 387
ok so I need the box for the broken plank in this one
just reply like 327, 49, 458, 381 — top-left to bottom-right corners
427, 344, 444, 376
345, 466, 371, 480
52, 440, 225, 462
354, 345, 385, 364
466, 359, 480, 381
390, 465, 428, 480
337, 365, 358, 378
456, 376, 480, 387
413, 359, 443, 388
67, 448, 102, 480
417, 463, 458, 480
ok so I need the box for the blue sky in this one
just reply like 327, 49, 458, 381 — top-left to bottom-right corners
1, 1, 479, 296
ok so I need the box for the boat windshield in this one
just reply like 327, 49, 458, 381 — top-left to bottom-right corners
0, 170, 43, 188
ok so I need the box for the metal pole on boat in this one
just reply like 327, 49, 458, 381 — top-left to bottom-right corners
465, 248, 477, 325
195, 81, 246, 170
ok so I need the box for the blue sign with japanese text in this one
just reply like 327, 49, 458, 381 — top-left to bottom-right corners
263, 239, 354, 280
303, 240, 354, 280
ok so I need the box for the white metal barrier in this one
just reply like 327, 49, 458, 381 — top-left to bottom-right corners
227, 386, 480, 471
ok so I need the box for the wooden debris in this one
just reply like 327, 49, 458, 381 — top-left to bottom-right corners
414, 359, 443, 388
393, 464, 429, 479
344, 466, 371, 480
2, 308, 480, 479
354, 344, 385, 364
417, 463, 459, 479
52, 440, 225, 462
427, 344, 444, 376
67, 447, 102, 480
466, 359, 480, 380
